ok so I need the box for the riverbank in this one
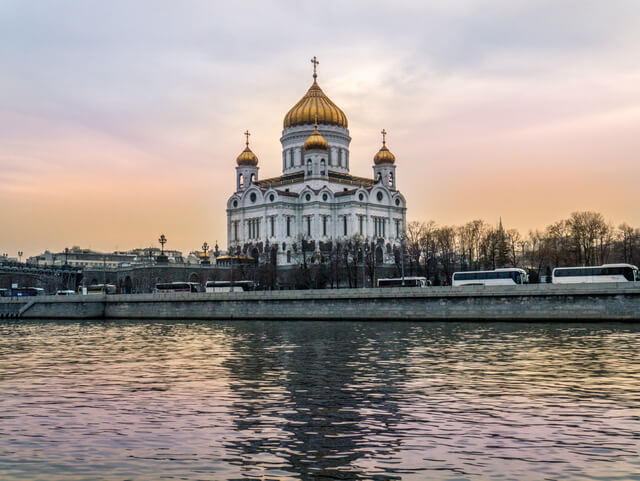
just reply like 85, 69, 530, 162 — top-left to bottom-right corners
1, 283, 639, 321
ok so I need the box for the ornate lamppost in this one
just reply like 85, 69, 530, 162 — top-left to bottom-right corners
157, 234, 168, 263
201, 242, 210, 265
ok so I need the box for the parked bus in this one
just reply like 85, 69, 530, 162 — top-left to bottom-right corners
154, 282, 203, 293
452, 268, 528, 287
10, 287, 46, 297
205, 280, 255, 293
55, 290, 77, 296
552, 264, 639, 284
377, 277, 430, 288
84, 284, 117, 295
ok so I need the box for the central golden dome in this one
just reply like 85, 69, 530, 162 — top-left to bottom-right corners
283, 76, 348, 129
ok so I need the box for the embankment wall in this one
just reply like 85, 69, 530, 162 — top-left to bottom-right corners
1, 283, 639, 321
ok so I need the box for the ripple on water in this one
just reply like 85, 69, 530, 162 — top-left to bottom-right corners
1, 321, 640, 480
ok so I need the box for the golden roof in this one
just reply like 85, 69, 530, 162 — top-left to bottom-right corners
236, 130, 258, 166
283, 58, 348, 129
303, 121, 329, 150
374, 129, 396, 165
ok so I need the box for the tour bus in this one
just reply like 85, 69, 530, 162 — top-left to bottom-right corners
205, 280, 256, 293
154, 282, 203, 294
552, 264, 639, 284
452, 268, 528, 287
82, 284, 117, 295
377, 277, 430, 288
55, 290, 77, 296
10, 287, 46, 297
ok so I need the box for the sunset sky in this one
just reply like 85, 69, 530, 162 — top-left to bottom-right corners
2, 1, 639, 258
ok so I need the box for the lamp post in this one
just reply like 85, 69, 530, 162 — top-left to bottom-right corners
400, 235, 406, 286
157, 234, 168, 264
201, 242, 210, 265
519, 241, 526, 269
159, 234, 167, 255
362, 240, 369, 288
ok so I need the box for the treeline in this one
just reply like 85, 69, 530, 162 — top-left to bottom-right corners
405, 211, 640, 284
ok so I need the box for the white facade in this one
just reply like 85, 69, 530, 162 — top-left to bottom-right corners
226, 71, 407, 266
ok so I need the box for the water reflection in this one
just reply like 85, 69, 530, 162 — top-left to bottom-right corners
0, 321, 639, 480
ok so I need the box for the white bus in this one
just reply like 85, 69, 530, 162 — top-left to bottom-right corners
83, 284, 117, 295
552, 264, 639, 284
154, 282, 203, 293
377, 277, 430, 288
452, 268, 528, 287
205, 280, 255, 293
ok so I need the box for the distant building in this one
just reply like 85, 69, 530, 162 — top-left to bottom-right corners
27, 247, 184, 269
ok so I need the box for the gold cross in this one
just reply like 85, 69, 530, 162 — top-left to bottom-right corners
381, 129, 387, 145
244, 130, 250, 147
311, 56, 319, 79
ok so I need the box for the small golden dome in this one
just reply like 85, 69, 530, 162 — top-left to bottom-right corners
303, 121, 329, 150
374, 129, 396, 165
284, 58, 348, 129
236, 130, 258, 167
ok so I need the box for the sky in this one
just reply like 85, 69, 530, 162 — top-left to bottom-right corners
1, 0, 639, 258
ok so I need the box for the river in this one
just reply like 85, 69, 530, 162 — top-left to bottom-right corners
1, 320, 639, 480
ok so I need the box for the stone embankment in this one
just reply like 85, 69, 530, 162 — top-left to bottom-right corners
1, 283, 639, 321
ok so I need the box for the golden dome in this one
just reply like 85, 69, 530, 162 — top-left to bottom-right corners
236, 130, 258, 167
374, 129, 395, 165
283, 59, 348, 129
303, 121, 329, 150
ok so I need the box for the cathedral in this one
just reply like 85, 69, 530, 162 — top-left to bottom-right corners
226, 58, 407, 266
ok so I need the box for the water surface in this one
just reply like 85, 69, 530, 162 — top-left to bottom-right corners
1, 321, 639, 480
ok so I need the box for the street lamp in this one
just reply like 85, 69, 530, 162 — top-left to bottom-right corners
519, 241, 527, 269
400, 235, 406, 286
159, 234, 167, 255
201, 242, 210, 265
157, 234, 168, 264
362, 239, 370, 288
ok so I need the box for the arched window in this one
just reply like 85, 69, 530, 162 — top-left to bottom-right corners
388, 172, 393, 188
320, 159, 325, 175
377, 172, 382, 182
250, 173, 256, 184
239, 173, 244, 188
307, 159, 312, 175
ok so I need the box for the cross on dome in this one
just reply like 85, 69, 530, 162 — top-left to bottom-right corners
311, 56, 319, 79
237, 129, 258, 166
381, 129, 387, 146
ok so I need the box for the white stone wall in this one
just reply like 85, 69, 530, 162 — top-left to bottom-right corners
227, 122, 406, 266
227, 179, 406, 265
281, 125, 351, 175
